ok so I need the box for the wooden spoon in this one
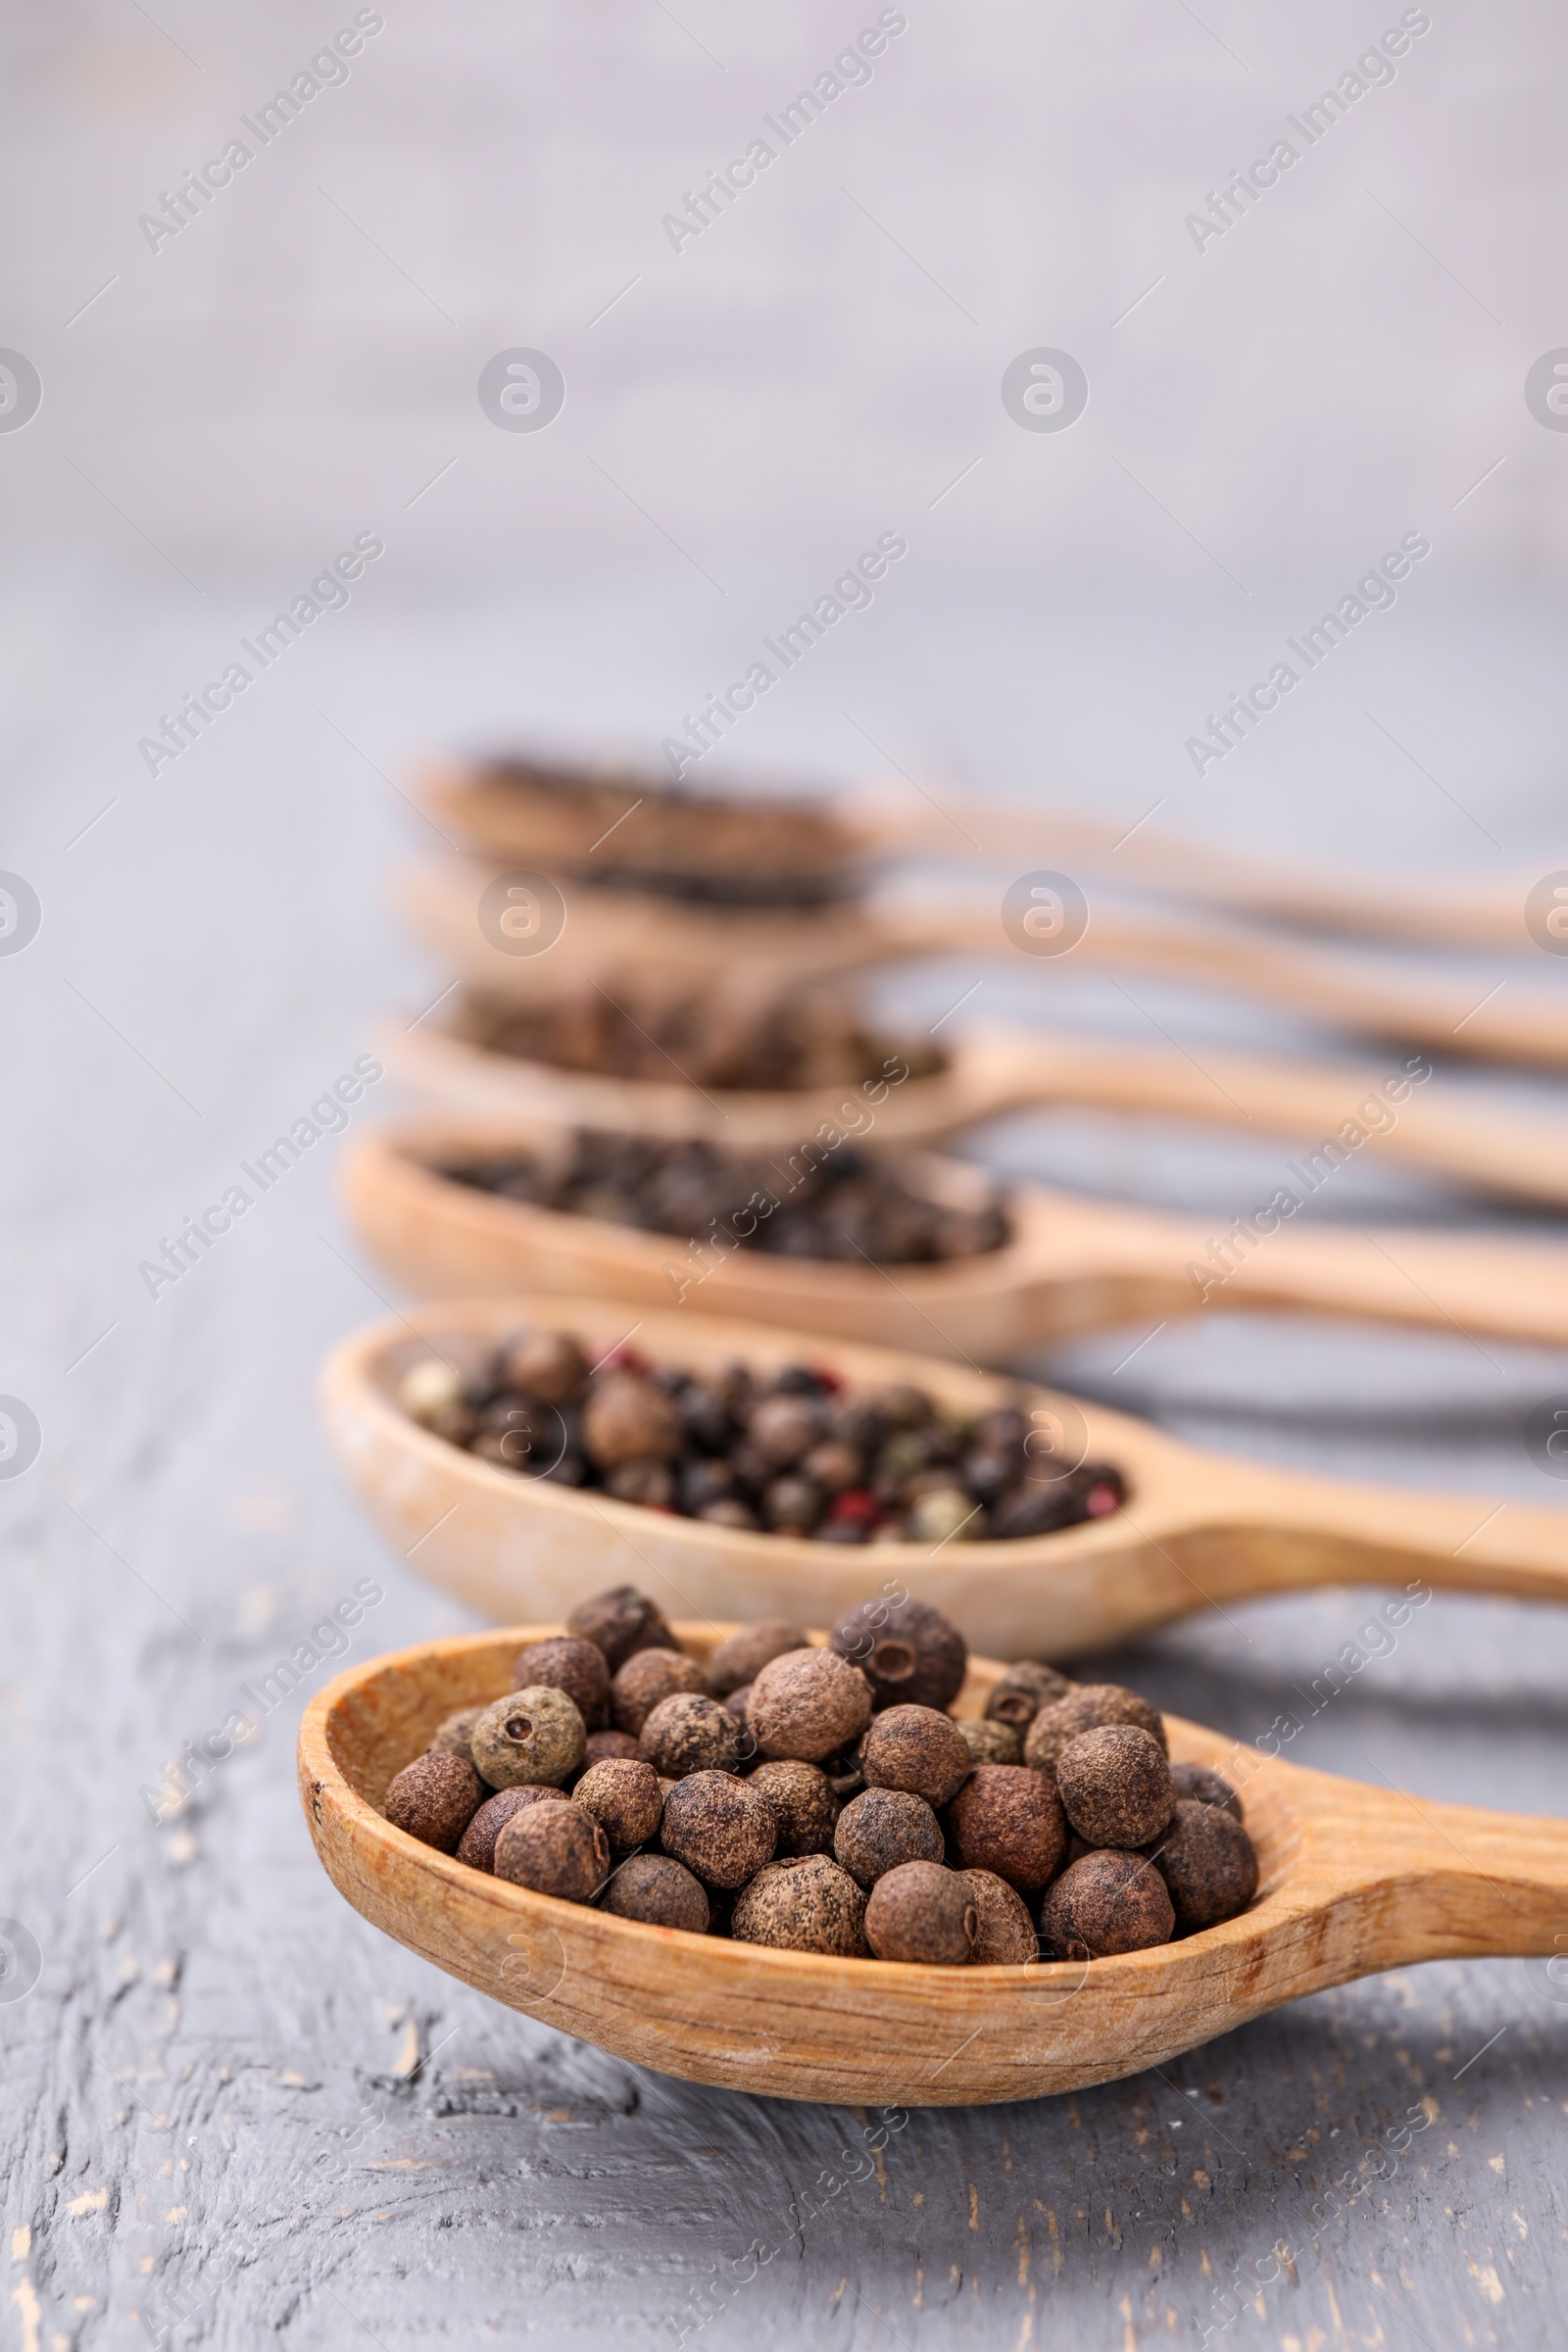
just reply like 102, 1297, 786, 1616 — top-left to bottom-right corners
317, 1295, 1568, 1660
379, 1004, 1568, 1212
342, 1113, 1568, 1354
400, 857, 1568, 1073
424, 756, 1543, 953
299, 1620, 1568, 2106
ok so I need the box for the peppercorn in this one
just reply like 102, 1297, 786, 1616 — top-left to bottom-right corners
605, 1460, 677, 1509
731, 1856, 869, 1957
600, 1852, 710, 1934
573, 1757, 664, 1852
679, 1457, 737, 1516
610, 1645, 706, 1737
983, 1661, 1073, 1731
581, 1727, 642, 1768
746, 1760, 840, 1856
566, 1584, 678, 1672
860, 1704, 973, 1808
1151, 1799, 1258, 1933
1055, 1726, 1176, 1850
660, 1771, 777, 1889
722, 1683, 752, 1720
640, 1692, 743, 1779
761, 1474, 824, 1533
398, 1355, 466, 1427
456, 1784, 569, 1873
510, 1636, 611, 1733
1023, 1684, 1166, 1777
706, 1619, 809, 1697
497, 1327, 589, 1405
833, 1787, 945, 1887
863, 1861, 977, 1965
748, 1392, 827, 1468
958, 1869, 1039, 1965
867, 1384, 933, 1430
819, 1743, 866, 1802
747, 1647, 872, 1761
493, 1799, 610, 1902
829, 1596, 967, 1713
582, 1371, 683, 1469
904, 1488, 980, 1546
469, 1686, 587, 1788
699, 1499, 760, 1530
429, 1702, 487, 1764
956, 1717, 1022, 1768
1039, 1850, 1174, 1959
1169, 1761, 1243, 1820
943, 1764, 1067, 1893
384, 1750, 484, 1853
802, 1439, 860, 1494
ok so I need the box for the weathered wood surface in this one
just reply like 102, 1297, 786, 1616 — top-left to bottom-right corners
6, 570, 1568, 2352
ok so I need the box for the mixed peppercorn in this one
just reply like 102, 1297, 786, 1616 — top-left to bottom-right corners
397, 1332, 1125, 1544
381, 1587, 1260, 1964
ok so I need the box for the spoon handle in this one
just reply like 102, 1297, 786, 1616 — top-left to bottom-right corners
967, 1028, 1568, 1210
885, 903, 1568, 1070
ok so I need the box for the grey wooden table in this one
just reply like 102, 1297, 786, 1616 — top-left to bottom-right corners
4, 578, 1568, 2352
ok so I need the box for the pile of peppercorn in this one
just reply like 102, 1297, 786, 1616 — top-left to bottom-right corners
445, 1135, 1010, 1266
454, 986, 943, 1093
383, 1587, 1260, 1963
397, 1333, 1125, 1544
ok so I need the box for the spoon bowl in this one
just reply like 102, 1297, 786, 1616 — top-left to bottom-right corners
318, 1294, 1568, 1658
299, 1621, 1568, 2105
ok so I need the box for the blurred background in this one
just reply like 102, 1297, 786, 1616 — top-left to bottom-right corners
5, 5, 1568, 2348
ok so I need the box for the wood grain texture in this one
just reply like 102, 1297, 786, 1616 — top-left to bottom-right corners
300, 1623, 1568, 2107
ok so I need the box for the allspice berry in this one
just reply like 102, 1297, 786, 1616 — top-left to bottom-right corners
1024, 1684, 1166, 1776
498, 1327, 588, 1405
943, 1764, 1066, 1893
582, 1728, 642, 1768
610, 1645, 705, 1737
732, 1856, 868, 1957
493, 1799, 610, 1902
640, 1692, 742, 1779
510, 1636, 611, 1733
1152, 1799, 1258, 1933
704, 1619, 809, 1697
959, 1869, 1039, 1966
660, 1771, 777, 1889
747, 1647, 872, 1761
747, 1760, 840, 1856
861, 1704, 973, 1808
582, 1371, 683, 1469
834, 1787, 944, 1887
1170, 1761, 1243, 1820
600, 1852, 710, 1933
429, 1702, 487, 1764
469, 1686, 587, 1788
1055, 1726, 1175, 1850
829, 1596, 967, 1713
567, 1584, 678, 1673
956, 1717, 1022, 1769
984, 1660, 1073, 1731
1039, 1850, 1174, 1959
573, 1757, 664, 1853
384, 1750, 484, 1853
457, 1784, 569, 1873
864, 1861, 977, 1965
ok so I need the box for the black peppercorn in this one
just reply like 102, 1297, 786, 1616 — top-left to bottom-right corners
829, 1596, 967, 1712
639, 1692, 743, 1779
384, 1751, 484, 1853
746, 1760, 840, 1856
1023, 1684, 1166, 1777
833, 1787, 945, 1887
860, 1704, 973, 1808
1039, 1850, 1173, 1959
863, 1861, 977, 1965
731, 1856, 868, 1957
566, 1584, 679, 1672
610, 1646, 706, 1737
1054, 1726, 1176, 1850
1151, 1799, 1258, 1933
510, 1636, 611, 1733
747, 1648, 872, 1761
493, 1799, 610, 1902
456, 1784, 569, 1873
600, 1852, 710, 1933
660, 1770, 777, 1889
943, 1765, 1067, 1894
